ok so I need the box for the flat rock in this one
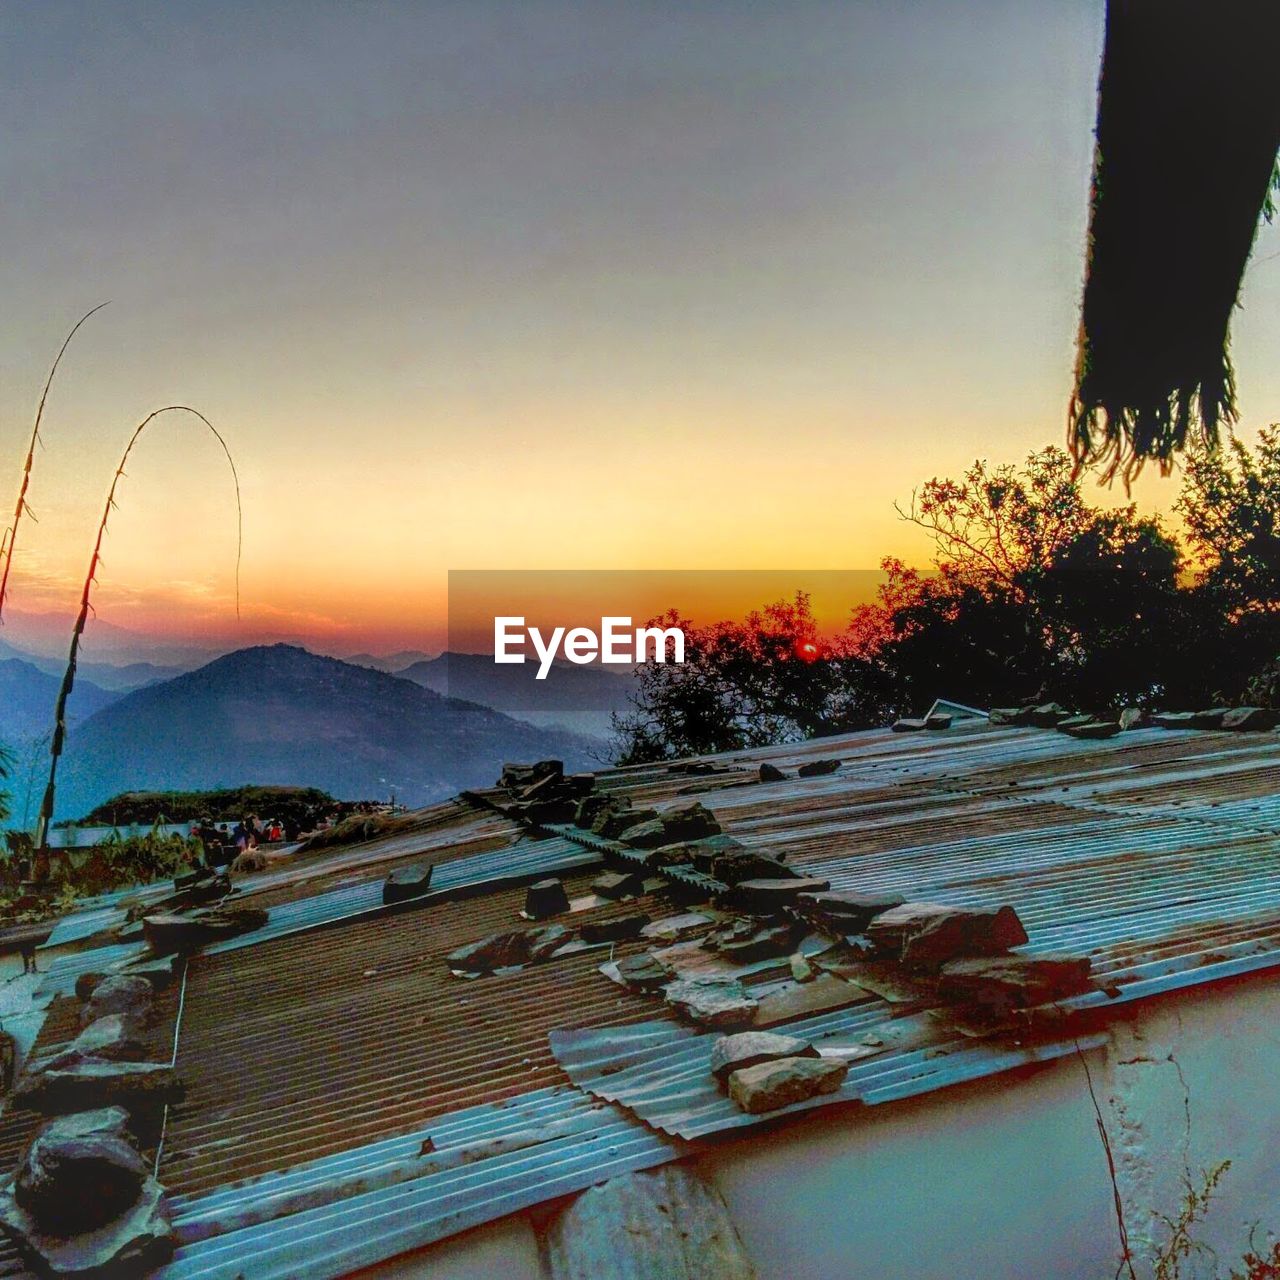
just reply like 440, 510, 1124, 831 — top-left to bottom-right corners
613, 953, 674, 992
621, 803, 721, 850
616, 819, 669, 849
579, 914, 651, 945
869, 901, 1029, 972
446, 930, 529, 973
542, 1165, 754, 1280
1222, 706, 1279, 731
38, 1109, 132, 1143
501, 759, 562, 789
520, 924, 574, 962
142, 907, 268, 956
446, 924, 573, 975
702, 918, 803, 963
797, 759, 841, 776
643, 842, 696, 871
510, 795, 576, 825
1152, 711, 1199, 729
758, 763, 786, 782
593, 807, 658, 840
652, 835, 743, 874
45, 1016, 146, 1072
1063, 720, 1121, 739
79, 977, 153, 1030
172, 870, 232, 906
795, 890, 905, 935
1188, 707, 1233, 729
15, 1125, 149, 1234
709, 1031, 816, 1081
665, 978, 758, 1029
0, 1173, 173, 1278
521, 769, 568, 800
12, 1062, 184, 1115
710, 850, 796, 886
727, 877, 830, 915
383, 864, 433, 904
752, 972, 868, 1026
1054, 715, 1095, 732
727, 1055, 848, 1114
575, 793, 620, 828
939, 953, 1094, 1013
592, 871, 645, 900
893, 714, 953, 732
1027, 702, 1070, 727
523, 879, 570, 920
988, 706, 1034, 726
893, 718, 924, 732
640, 913, 712, 943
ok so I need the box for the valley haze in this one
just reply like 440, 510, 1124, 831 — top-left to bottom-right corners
0, 639, 613, 825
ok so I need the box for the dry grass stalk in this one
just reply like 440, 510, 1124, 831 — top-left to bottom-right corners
0, 303, 109, 622
34, 406, 241, 847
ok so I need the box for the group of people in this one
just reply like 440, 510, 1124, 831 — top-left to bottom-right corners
189, 815, 289, 864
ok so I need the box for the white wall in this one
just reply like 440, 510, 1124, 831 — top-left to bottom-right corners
358, 1215, 542, 1280
699, 973, 1280, 1280
380, 972, 1280, 1280
698, 1045, 1119, 1280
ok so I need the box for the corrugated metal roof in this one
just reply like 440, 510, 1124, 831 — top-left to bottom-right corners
10, 719, 1280, 1278
0, 984, 184, 1280
203, 834, 605, 956
156, 1088, 681, 1280
37, 940, 151, 998
549, 1011, 1108, 1140
533, 721, 1280, 1144
160, 871, 663, 1197
236, 802, 521, 907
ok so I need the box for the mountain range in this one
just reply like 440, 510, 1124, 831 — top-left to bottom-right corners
0, 657, 120, 744
398, 650, 634, 739
44, 644, 600, 821
0, 638, 183, 693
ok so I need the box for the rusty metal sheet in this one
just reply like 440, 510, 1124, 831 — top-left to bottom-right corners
549, 1011, 1107, 1141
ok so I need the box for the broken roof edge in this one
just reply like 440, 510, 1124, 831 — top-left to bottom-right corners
926, 698, 990, 720
155, 1086, 681, 1280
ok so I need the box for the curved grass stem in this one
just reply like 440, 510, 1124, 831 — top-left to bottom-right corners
0, 303, 110, 623
34, 406, 241, 847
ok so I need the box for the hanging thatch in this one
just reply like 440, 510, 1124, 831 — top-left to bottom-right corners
1070, 0, 1280, 484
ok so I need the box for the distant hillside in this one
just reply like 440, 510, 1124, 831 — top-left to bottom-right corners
72, 660, 189, 692
399, 651, 635, 742
77, 785, 336, 827
0, 657, 120, 744
52, 645, 599, 820
346, 650, 432, 674
0, 638, 183, 692
401, 650, 635, 713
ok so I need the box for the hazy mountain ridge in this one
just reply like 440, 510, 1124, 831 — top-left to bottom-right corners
52, 644, 602, 821
398, 651, 635, 741
400, 650, 635, 713
0, 638, 186, 693
0, 657, 121, 744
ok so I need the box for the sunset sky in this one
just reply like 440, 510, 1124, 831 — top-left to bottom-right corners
4, 1, 1280, 657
